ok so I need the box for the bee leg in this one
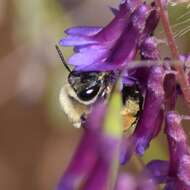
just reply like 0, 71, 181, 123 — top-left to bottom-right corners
80, 113, 87, 128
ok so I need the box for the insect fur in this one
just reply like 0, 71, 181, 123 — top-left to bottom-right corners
56, 45, 144, 129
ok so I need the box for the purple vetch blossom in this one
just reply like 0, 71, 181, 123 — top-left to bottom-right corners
60, 0, 159, 71
165, 111, 190, 190
140, 37, 160, 60
164, 72, 176, 110
57, 89, 123, 190
120, 65, 165, 163
140, 112, 190, 190
57, 103, 106, 190
122, 36, 161, 90
143, 160, 170, 184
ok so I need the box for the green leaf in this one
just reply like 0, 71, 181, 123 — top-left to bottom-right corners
103, 81, 123, 138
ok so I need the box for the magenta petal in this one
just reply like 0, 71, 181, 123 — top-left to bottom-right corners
166, 112, 187, 166
115, 172, 157, 190
73, 44, 104, 53
114, 4, 151, 59
115, 173, 136, 190
57, 132, 98, 190
140, 37, 160, 60
128, 66, 150, 91
57, 103, 106, 190
164, 73, 176, 110
134, 66, 164, 155
65, 26, 102, 36
179, 54, 190, 63
178, 155, 190, 187
68, 46, 107, 67
144, 160, 169, 183
59, 35, 96, 46
83, 138, 120, 190
105, 25, 139, 65
120, 136, 134, 164
140, 3, 160, 42
57, 97, 123, 190
59, 0, 143, 70
166, 112, 190, 189
99, 4, 152, 67
137, 179, 157, 190
82, 159, 110, 190
60, 0, 159, 71
94, 0, 140, 43
120, 66, 165, 164
75, 61, 124, 72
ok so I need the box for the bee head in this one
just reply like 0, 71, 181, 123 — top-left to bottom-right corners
68, 71, 108, 104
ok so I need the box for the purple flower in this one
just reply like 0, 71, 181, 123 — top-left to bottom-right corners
165, 111, 190, 190
57, 103, 106, 190
114, 173, 137, 190
144, 160, 170, 184
120, 65, 165, 163
140, 37, 160, 60
163, 70, 177, 110
57, 86, 123, 189
142, 112, 190, 190
60, 1, 159, 71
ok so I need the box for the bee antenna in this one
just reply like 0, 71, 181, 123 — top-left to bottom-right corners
55, 45, 72, 73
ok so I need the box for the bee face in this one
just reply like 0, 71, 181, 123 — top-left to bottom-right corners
59, 71, 112, 128
67, 71, 110, 105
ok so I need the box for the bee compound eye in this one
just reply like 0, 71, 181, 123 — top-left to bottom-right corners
77, 84, 101, 102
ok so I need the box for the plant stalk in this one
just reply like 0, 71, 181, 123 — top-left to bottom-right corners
155, 0, 190, 105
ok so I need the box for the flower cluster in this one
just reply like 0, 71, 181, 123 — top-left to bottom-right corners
60, 0, 159, 71
57, 0, 190, 189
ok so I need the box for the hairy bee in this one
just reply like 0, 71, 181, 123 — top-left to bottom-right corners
56, 45, 143, 129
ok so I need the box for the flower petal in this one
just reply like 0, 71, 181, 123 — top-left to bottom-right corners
166, 112, 190, 189
57, 103, 106, 190
164, 73, 176, 110
178, 154, 190, 186
65, 26, 102, 36
140, 37, 160, 60
60, 1, 160, 71
144, 160, 169, 183
120, 66, 165, 164
59, 35, 97, 46
133, 66, 165, 155
68, 45, 107, 67
115, 173, 136, 190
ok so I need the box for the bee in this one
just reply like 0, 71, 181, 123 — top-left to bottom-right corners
56, 45, 144, 130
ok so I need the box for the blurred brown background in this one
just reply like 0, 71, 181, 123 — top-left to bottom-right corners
0, 0, 189, 189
